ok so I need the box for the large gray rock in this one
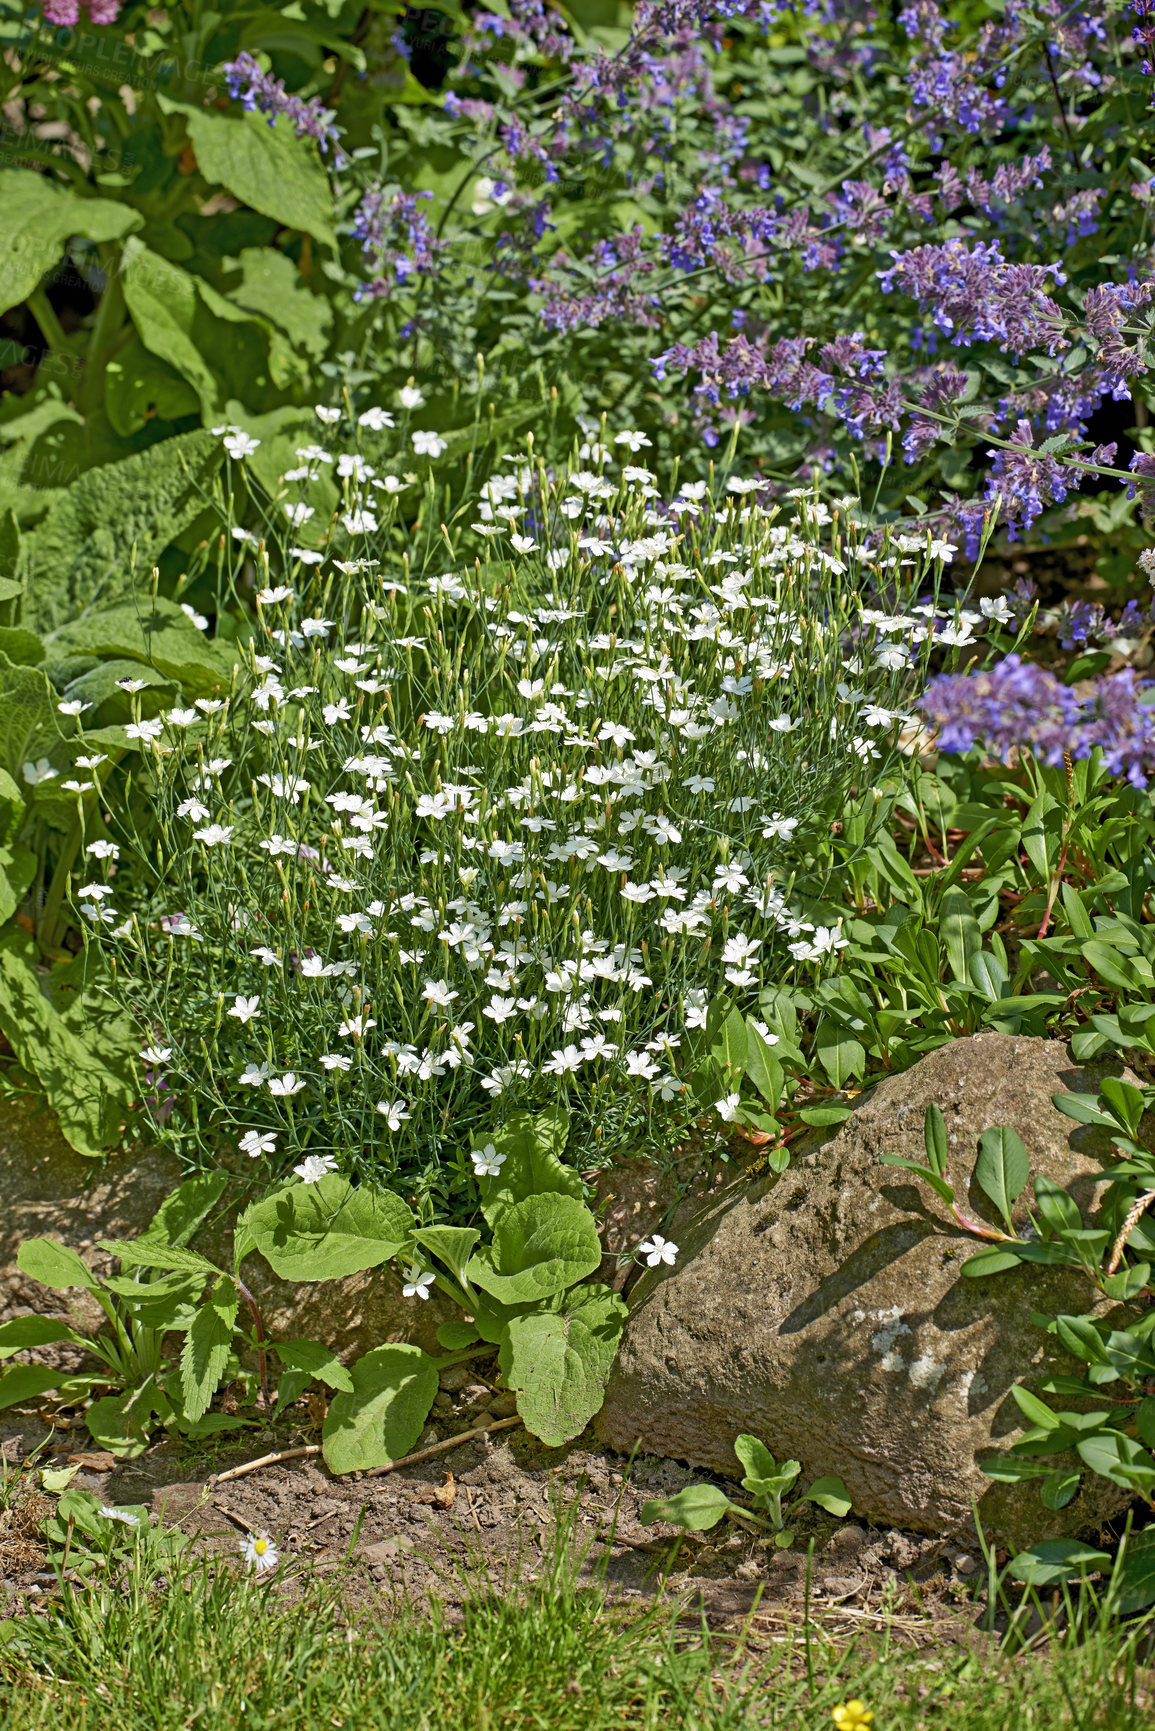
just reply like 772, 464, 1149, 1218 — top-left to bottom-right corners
0, 1100, 453, 1357
599, 1034, 1136, 1547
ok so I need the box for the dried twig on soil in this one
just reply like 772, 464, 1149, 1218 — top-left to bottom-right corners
207, 1445, 323, 1487
366, 1415, 522, 1478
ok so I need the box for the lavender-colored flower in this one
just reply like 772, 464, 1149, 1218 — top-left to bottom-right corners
879, 240, 1067, 356
351, 189, 445, 301
984, 419, 1072, 542
223, 52, 343, 160
924, 655, 1155, 787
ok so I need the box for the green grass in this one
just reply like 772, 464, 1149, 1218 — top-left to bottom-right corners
2, 1533, 1153, 1731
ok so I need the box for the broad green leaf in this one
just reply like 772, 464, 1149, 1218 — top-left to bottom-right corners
21, 430, 225, 634
272, 1338, 354, 1394
640, 1483, 732, 1532
961, 1247, 1026, 1277
0, 1316, 80, 1359
322, 1344, 438, 1474
940, 886, 981, 985
1011, 1385, 1061, 1430
142, 1172, 230, 1249
1075, 1430, 1155, 1491
974, 1126, 1030, 1227
180, 1277, 239, 1423
247, 1175, 414, 1281
468, 1193, 601, 1305
158, 99, 337, 248
1054, 1314, 1109, 1365
436, 1320, 481, 1351
1100, 1076, 1145, 1137
710, 1005, 748, 1075
798, 1104, 853, 1128
46, 597, 237, 698
104, 336, 201, 437
0, 654, 66, 797
17, 1237, 98, 1292
84, 1391, 152, 1457
97, 1240, 219, 1277
1116, 1529, 1155, 1614
1081, 939, 1151, 995
0, 1365, 63, 1409
923, 1103, 948, 1177
499, 1286, 626, 1448
474, 1106, 581, 1228
968, 949, 1009, 1003
744, 1021, 783, 1110
1033, 1176, 1083, 1239
231, 248, 333, 359
413, 1226, 480, 1283
0, 169, 142, 317
1007, 1540, 1111, 1586
1039, 1469, 1080, 1510
39, 1464, 80, 1494
1051, 1091, 1119, 1130
733, 1434, 778, 1483
815, 1020, 865, 1089
804, 1476, 853, 1517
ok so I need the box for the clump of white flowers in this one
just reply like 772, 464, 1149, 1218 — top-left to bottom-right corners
80, 419, 969, 1203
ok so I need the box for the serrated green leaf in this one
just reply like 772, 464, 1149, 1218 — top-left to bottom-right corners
142, 1172, 230, 1249
180, 1277, 238, 1423
321, 1345, 438, 1474
97, 1240, 219, 1277
246, 1175, 414, 1281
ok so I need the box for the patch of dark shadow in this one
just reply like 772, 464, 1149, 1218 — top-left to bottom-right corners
777, 1219, 939, 1334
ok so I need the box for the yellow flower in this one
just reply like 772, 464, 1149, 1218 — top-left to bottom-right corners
832, 1703, 873, 1731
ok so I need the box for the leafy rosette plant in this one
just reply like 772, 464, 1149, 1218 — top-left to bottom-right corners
641, 1433, 851, 1550
243, 1106, 626, 1468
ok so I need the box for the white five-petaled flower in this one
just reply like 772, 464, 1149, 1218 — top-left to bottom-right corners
294, 1153, 337, 1184
227, 995, 261, 1025
637, 1234, 679, 1268
240, 1530, 279, 1573
221, 429, 260, 461
377, 1100, 412, 1131
194, 824, 234, 847
140, 1045, 171, 1066
268, 1072, 306, 1097
240, 1130, 277, 1158
412, 429, 447, 458
714, 1093, 742, 1122
402, 1264, 435, 1301
471, 1143, 506, 1178
23, 758, 58, 785
398, 385, 425, 410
